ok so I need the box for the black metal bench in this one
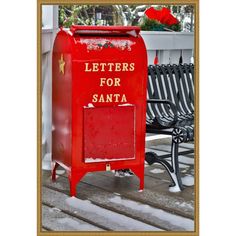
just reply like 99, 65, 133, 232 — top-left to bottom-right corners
145, 63, 194, 192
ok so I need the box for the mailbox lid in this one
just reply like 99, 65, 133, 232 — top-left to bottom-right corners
70, 25, 140, 37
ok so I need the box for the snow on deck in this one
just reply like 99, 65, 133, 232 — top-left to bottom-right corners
41, 140, 195, 232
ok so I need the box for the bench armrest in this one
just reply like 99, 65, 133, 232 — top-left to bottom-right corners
147, 99, 178, 124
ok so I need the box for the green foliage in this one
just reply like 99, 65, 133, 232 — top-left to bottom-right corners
140, 18, 164, 31
59, 5, 114, 27
58, 5, 192, 31
59, 5, 92, 27
140, 17, 181, 32
169, 23, 181, 32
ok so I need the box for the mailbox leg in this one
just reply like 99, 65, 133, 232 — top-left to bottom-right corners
139, 166, 145, 191
70, 178, 77, 197
131, 165, 145, 191
140, 174, 144, 191
51, 162, 59, 181
69, 171, 86, 197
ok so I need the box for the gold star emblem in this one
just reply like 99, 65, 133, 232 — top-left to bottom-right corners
58, 54, 65, 74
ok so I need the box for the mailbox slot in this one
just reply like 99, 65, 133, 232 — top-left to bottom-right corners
74, 33, 131, 37
71, 25, 140, 37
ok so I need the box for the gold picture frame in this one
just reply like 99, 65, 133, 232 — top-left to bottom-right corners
37, 1, 199, 235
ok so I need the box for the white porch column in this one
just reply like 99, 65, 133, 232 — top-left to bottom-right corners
42, 5, 58, 165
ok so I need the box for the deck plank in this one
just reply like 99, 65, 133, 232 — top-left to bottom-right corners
43, 173, 193, 231
43, 169, 194, 219
42, 205, 104, 231
42, 138, 195, 231
149, 144, 190, 153
42, 186, 162, 231
83, 173, 194, 218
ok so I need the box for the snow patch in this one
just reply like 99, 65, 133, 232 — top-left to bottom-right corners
84, 103, 94, 108
65, 197, 161, 231
108, 196, 194, 230
85, 157, 134, 163
169, 185, 181, 193
118, 103, 133, 106
177, 201, 194, 210
182, 175, 194, 186
114, 172, 124, 178
80, 38, 136, 52
56, 169, 65, 175
179, 163, 190, 169
149, 168, 165, 174
127, 30, 138, 37
115, 170, 134, 177
49, 207, 61, 213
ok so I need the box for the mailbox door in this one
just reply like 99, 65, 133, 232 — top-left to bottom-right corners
83, 105, 135, 163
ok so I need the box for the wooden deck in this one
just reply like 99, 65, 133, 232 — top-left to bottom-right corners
41, 138, 195, 231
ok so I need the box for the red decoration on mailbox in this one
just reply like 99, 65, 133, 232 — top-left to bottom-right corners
52, 26, 147, 196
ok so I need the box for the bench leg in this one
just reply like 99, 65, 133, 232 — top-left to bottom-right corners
145, 142, 183, 192
169, 142, 183, 192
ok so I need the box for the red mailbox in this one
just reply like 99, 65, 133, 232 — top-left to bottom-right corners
52, 26, 147, 196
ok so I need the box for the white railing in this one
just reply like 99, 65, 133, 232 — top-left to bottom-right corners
141, 31, 194, 65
